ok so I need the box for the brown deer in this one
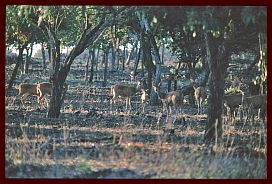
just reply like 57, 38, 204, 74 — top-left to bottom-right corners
110, 81, 141, 113
15, 83, 39, 106
15, 82, 68, 108
36, 82, 68, 106
223, 93, 243, 121
191, 81, 207, 114
244, 94, 266, 123
153, 83, 183, 116
140, 88, 148, 113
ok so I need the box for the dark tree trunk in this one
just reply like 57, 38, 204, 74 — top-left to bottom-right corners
48, 44, 52, 68
85, 49, 91, 81
204, 32, 229, 142
161, 42, 165, 65
96, 48, 100, 71
23, 44, 33, 75
111, 46, 116, 71
23, 47, 29, 74
47, 35, 62, 118
102, 48, 109, 87
125, 41, 137, 66
41, 42, 46, 70
89, 49, 96, 83
142, 34, 154, 92
133, 43, 141, 77
116, 49, 119, 70
122, 45, 126, 71
7, 45, 25, 91
141, 33, 156, 104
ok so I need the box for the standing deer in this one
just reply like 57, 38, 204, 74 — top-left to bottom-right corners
15, 83, 39, 107
140, 88, 148, 113
153, 83, 183, 116
36, 82, 68, 106
223, 93, 243, 121
244, 94, 266, 123
192, 82, 207, 114
110, 81, 141, 113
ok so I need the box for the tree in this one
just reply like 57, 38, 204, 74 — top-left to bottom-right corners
35, 6, 131, 118
6, 5, 43, 90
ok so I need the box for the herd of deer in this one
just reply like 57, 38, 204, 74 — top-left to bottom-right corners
13, 79, 266, 122
14, 82, 68, 108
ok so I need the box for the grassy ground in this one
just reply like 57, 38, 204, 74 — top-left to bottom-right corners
5, 60, 267, 179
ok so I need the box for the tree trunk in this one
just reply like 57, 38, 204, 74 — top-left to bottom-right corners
47, 35, 62, 118
96, 48, 100, 71
24, 44, 33, 75
111, 46, 116, 71
102, 48, 109, 87
141, 33, 155, 104
204, 32, 229, 142
116, 49, 119, 70
161, 42, 165, 65
41, 42, 46, 70
125, 41, 137, 66
122, 44, 126, 71
85, 48, 91, 81
89, 48, 96, 83
23, 47, 29, 74
7, 46, 25, 91
133, 43, 141, 77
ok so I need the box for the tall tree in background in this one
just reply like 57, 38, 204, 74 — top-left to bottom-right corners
35, 6, 130, 118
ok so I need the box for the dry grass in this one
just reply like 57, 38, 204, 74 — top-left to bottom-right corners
5, 90, 267, 178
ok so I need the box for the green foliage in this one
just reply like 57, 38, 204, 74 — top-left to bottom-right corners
6, 5, 43, 47
225, 86, 243, 95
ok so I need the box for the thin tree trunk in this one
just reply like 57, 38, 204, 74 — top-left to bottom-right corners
24, 43, 33, 75
89, 48, 96, 83
85, 48, 91, 81
125, 41, 137, 66
133, 43, 141, 77
41, 42, 46, 70
96, 49, 100, 71
122, 45, 126, 71
7, 45, 25, 91
111, 46, 116, 71
161, 42, 165, 65
103, 48, 109, 87
116, 49, 119, 70
23, 47, 29, 74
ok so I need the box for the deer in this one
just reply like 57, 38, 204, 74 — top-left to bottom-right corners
15, 83, 39, 107
191, 80, 207, 114
153, 83, 184, 116
15, 82, 68, 108
36, 82, 68, 107
243, 94, 266, 123
223, 93, 243, 121
140, 88, 148, 113
110, 81, 141, 113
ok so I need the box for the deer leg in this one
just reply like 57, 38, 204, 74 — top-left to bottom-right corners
197, 100, 200, 114
129, 97, 131, 111
110, 96, 116, 113
201, 98, 204, 114
20, 94, 28, 108
125, 97, 129, 111
161, 102, 164, 113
